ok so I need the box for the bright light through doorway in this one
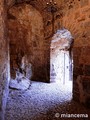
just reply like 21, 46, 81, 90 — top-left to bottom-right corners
50, 49, 73, 92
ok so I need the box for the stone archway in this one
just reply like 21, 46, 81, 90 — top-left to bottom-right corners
8, 3, 48, 83
50, 28, 73, 85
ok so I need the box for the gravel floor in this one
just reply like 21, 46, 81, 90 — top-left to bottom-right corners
5, 81, 90, 120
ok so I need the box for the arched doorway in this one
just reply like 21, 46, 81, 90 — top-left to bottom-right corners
50, 28, 73, 89
8, 3, 48, 85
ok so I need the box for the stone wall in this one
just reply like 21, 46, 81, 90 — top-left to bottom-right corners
61, 0, 90, 104
8, 3, 49, 82
7, 1, 62, 84
0, 0, 90, 119
7, 0, 90, 104
0, 0, 10, 120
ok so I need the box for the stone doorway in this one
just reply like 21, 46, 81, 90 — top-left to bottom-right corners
8, 3, 49, 90
50, 49, 73, 82
50, 28, 73, 88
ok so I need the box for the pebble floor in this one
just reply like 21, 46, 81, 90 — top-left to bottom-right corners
5, 81, 90, 120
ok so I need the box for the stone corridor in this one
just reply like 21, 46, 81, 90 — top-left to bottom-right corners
0, 0, 90, 120
5, 81, 90, 120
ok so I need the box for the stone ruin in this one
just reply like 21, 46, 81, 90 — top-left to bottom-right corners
9, 55, 32, 90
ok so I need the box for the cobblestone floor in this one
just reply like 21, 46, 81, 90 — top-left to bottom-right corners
5, 81, 90, 120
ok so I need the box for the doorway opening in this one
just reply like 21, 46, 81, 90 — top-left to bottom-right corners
8, 3, 46, 90
50, 29, 73, 91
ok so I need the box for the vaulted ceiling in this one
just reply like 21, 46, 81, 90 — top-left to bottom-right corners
7, 0, 63, 34
7, 0, 62, 12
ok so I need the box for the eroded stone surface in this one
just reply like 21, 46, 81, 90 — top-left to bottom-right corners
51, 28, 73, 50
61, 0, 90, 103
8, 3, 48, 82
9, 78, 30, 90
0, 0, 10, 120
9, 55, 31, 90
0, 1, 90, 119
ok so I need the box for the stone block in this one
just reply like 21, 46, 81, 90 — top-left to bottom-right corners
82, 7, 90, 13
9, 77, 31, 90
73, 56, 79, 66
82, 47, 90, 55
82, 80, 90, 93
76, 75, 90, 105
79, 55, 90, 64
77, 15, 86, 22
84, 21, 90, 28
80, 0, 89, 7
74, 11, 80, 20
73, 73, 78, 82
73, 82, 79, 92
73, 67, 83, 75
84, 65, 90, 76
73, 91, 80, 102
73, 47, 82, 56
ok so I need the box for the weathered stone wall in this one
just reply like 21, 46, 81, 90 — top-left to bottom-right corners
0, 0, 90, 119
7, 0, 90, 104
8, 3, 49, 82
0, 0, 10, 120
7, 1, 62, 84
61, 0, 90, 104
